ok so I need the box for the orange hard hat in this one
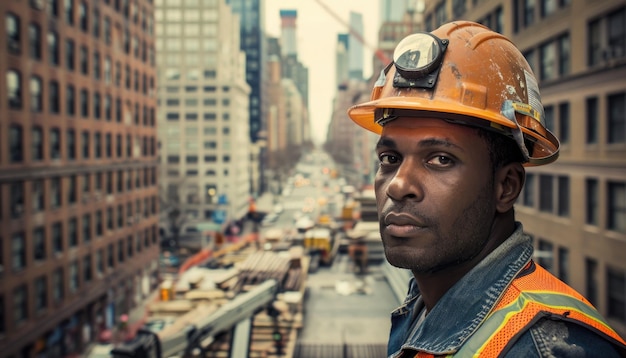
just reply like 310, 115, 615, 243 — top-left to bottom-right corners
348, 21, 559, 166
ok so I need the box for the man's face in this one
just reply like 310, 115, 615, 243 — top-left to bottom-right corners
374, 117, 497, 273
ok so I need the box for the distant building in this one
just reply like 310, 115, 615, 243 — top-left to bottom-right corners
336, 33, 350, 89
155, 0, 252, 228
0, 0, 159, 355
225, 0, 267, 194
348, 11, 365, 80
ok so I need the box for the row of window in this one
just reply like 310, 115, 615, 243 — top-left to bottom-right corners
511, 0, 572, 33
3, 172, 157, 219
424, 4, 625, 81
6, 12, 154, 73
7, 124, 156, 164
519, 175, 626, 234
6, 70, 155, 122
5, 210, 157, 273
535, 237, 626, 324
164, 111, 230, 122
165, 154, 230, 164
31, 0, 154, 33
165, 168, 225, 178
0, 225, 157, 331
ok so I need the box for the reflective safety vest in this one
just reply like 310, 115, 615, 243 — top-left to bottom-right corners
413, 262, 626, 358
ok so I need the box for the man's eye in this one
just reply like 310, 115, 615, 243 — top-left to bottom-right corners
379, 154, 400, 165
427, 155, 454, 166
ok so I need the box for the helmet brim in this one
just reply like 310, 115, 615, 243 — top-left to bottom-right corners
348, 97, 560, 166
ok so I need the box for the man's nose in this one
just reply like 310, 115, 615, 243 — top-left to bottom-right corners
385, 160, 423, 202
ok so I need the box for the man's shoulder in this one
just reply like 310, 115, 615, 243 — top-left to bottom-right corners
505, 318, 624, 357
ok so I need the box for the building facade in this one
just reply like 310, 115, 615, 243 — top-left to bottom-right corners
155, 0, 252, 229
421, 0, 626, 336
1, 0, 160, 356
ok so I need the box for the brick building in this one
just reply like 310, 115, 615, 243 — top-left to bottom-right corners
0, 0, 159, 356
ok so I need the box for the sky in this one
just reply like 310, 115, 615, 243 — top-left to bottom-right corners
264, 0, 380, 144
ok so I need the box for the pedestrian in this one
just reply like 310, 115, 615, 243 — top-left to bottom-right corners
347, 21, 626, 357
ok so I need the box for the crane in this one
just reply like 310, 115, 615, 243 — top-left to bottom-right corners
313, 0, 392, 66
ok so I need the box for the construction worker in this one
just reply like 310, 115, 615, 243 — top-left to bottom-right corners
348, 21, 626, 357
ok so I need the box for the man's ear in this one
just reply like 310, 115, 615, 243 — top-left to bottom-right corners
495, 162, 525, 213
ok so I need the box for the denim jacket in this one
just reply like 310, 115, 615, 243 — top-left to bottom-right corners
388, 223, 626, 358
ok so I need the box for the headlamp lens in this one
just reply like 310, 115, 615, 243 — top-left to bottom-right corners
393, 33, 445, 79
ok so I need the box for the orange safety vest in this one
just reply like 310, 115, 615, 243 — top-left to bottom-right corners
414, 262, 626, 358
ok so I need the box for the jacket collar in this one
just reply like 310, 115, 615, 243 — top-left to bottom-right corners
399, 223, 534, 355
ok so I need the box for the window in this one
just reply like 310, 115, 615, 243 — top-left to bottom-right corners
33, 227, 46, 262
66, 85, 75, 116
93, 92, 101, 119
82, 213, 91, 243
48, 80, 60, 114
586, 179, 599, 225
94, 132, 101, 158
83, 254, 92, 283
105, 133, 112, 157
52, 222, 62, 254
558, 247, 569, 284
69, 260, 79, 292
50, 128, 61, 159
12, 232, 26, 271
607, 266, 625, 322
35, 276, 47, 313
93, 51, 100, 80
65, 38, 75, 70
558, 34, 570, 76
50, 177, 61, 208
68, 175, 77, 204
585, 258, 598, 306
125, 65, 131, 88
68, 217, 78, 247
608, 92, 625, 144
79, 1, 88, 31
104, 95, 112, 120
32, 126, 44, 161
539, 41, 556, 81
7, 70, 22, 109
107, 207, 114, 230
588, 18, 602, 67
79, 46, 88, 75
67, 129, 76, 159
80, 88, 89, 117
107, 243, 114, 268
95, 211, 103, 236
104, 57, 111, 84
47, 31, 59, 65
82, 131, 90, 158
537, 239, 554, 273
52, 268, 64, 303
586, 97, 598, 144
64, 0, 74, 25
48, 0, 61, 16
96, 250, 104, 276
29, 23, 42, 60
539, 175, 553, 213
607, 8, 625, 61
81, 174, 91, 196
92, 7, 100, 37
9, 124, 23, 163
30, 76, 43, 112
608, 182, 626, 233
6, 13, 20, 54
104, 17, 111, 44
13, 285, 28, 325
32, 180, 44, 211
